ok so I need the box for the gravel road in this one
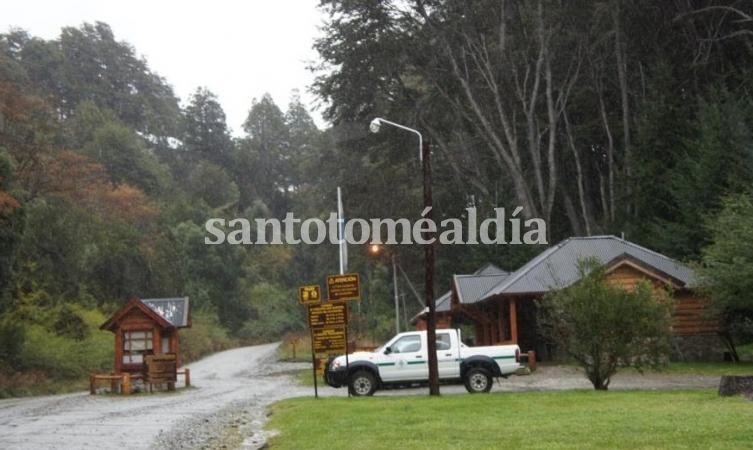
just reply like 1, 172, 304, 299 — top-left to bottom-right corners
0, 343, 721, 450
0, 343, 344, 450
372, 365, 720, 396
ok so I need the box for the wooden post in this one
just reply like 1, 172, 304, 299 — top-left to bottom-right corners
498, 301, 505, 342
184, 368, 191, 387
122, 373, 131, 396
509, 299, 518, 344
172, 333, 180, 367
89, 374, 96, 395
527, 350, 537, 371
114, 332, 123, 374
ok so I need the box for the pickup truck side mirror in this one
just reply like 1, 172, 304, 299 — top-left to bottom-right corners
384, 346, 392, 355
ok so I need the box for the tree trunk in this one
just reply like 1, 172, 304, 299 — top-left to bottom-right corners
563, 191, 585, 236
613, 1, 632, 214
598, 89, 616, 223
564, 112, 591, 235
588, 373, 610, 391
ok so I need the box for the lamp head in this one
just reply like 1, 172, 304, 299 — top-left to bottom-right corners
369, 118, 382, 133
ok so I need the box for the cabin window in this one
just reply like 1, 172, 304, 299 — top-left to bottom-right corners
161, 335, 170, 353
123, 330, 153, 365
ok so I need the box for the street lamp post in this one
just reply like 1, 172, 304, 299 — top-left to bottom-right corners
369, 244, 401, 335
370, 117, 439, 396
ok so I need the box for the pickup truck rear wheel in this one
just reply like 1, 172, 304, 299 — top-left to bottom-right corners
464, 367, 492, 393
348, 370, 376, 396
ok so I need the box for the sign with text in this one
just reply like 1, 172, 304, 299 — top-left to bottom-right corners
326, 273, 361, 301
312, 326, 347, 354
307, 301, 347, 328
298, 285, 321, 305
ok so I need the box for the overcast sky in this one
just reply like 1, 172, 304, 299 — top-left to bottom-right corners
2, 0, 328, 134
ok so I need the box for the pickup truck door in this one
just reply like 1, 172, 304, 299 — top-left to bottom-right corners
378, 334, 428, 382
436, 331, 460, 379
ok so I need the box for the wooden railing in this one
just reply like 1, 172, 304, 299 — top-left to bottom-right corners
89, 368, 190, 395
89, 373, 132, 395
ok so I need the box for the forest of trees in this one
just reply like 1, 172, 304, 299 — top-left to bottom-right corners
1, 1, 753, 392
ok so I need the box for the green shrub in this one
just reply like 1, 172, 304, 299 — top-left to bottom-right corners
0, 320, 25, 366
179, 309, 237, 363
19, 306, 112, 379
540, 258, 673, 390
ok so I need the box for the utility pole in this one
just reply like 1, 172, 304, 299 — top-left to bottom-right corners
423, 138, 439, 396
392, 253, 400, 334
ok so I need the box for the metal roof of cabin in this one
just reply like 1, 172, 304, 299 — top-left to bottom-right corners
142, 297, 190, 328
480, 235, 697, 299
435, 290, 452, 313
436, 263, 510, 312
472, 263, 507, 276
454, 272, 510, 305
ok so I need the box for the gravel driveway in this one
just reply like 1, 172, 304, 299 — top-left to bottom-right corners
0, 343, 721, 450
0, 343, 343, 450
369, 365, 720, 396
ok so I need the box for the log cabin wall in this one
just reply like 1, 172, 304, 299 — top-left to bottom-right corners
606, 264, 723, 360
604, 263, 719, 337
606, 264, 652, 289
672, 291, 719, 336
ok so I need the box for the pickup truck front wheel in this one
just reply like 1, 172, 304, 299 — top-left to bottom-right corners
464, 367, 492, 393
349, 370, 376, 396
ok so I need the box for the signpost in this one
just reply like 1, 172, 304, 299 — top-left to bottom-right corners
301, 273, 361, 398
326, 273, 360, 301
308, 302, 347, 328
299, 285, 321, 305
311, 327, 347, 354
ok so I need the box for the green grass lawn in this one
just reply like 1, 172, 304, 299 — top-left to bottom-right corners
660, 361, 753, 375
734, 343, 753, 361
266, 390, 753, 449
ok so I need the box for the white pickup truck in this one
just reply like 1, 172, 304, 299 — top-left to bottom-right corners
324, 329, 521, 396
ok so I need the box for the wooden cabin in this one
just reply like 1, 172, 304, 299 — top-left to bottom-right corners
100, 297, 191, 374
413, 236, 722, 361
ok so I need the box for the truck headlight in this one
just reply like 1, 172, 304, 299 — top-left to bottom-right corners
330, 359, 342, 370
